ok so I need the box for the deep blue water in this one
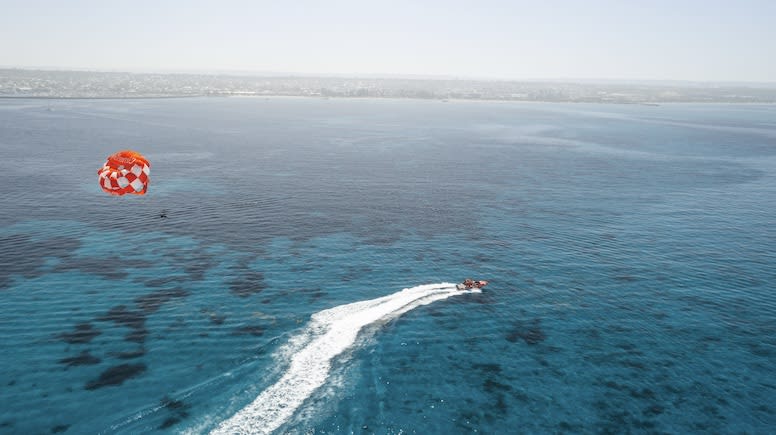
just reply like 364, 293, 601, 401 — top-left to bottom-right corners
1, 97, 775, 434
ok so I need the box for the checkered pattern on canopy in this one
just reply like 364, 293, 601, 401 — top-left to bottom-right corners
97, 150, 150, 196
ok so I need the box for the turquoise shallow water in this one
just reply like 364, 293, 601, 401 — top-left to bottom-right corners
0, 98, 775, 434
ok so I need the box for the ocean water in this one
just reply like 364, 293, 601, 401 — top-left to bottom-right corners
0, 97, 775, 434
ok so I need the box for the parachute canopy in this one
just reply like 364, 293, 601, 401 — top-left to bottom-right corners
97, 150, 150, 196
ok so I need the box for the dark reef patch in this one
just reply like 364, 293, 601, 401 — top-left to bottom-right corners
0, 234, 81, 289
50, 424, 70, 433
179, 251, 216, 281
483, 378, 512, 393
61, 282, 195, 381
492, 393, 508, 416
157, 395, 191, 430
159, 417, 181, 430
228, 270, 266, 297
160, 395, 188, 411
232, 325, 264, 336
643, 404, 664, 417
558, 421, 584, 432
613, 341, 638, 351
506, 318, 546, 344
579, 328, 601, 341
748, 342, 774, 358
58, 323, 101, 344
85, 363, 147, 390
471, 362, 502, 374
142, 276, 182, 288
98, 305, 146, 330
124, 328, 149, 343
59, 350, 101, 367
53, 257, 127, 281
630, 387, 656, 399
592, 385, 664, 432
53, 255, 156, 282
111, 348, 147, 359
135, 288, 189, 314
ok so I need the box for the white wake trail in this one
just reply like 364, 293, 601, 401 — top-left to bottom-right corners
210, 283, 478, 435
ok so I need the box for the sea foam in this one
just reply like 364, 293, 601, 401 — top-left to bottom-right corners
210, 283, 479, 434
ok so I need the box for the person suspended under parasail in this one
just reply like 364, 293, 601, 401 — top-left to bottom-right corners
97, 150, 150, 196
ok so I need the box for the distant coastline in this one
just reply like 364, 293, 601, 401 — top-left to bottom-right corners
3, 95, 776, 107
0, 95, 201, 100
2, 68, 776, 103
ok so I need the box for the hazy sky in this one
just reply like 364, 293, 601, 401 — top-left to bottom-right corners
1, 0, 774, 82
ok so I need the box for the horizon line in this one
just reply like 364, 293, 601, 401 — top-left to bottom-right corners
3, 65, 776, 87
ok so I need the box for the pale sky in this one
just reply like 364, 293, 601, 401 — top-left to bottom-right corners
1, 0, 774, 82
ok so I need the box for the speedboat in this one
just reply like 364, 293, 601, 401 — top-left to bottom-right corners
456, 278, 488, 290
